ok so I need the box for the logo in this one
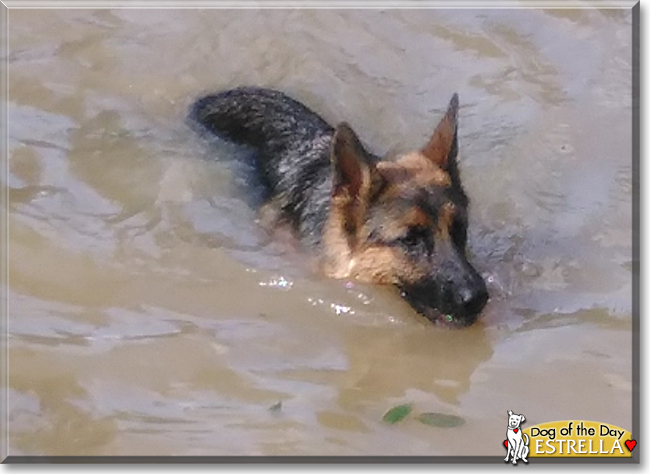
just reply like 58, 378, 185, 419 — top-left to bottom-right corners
504, 410, 530, 464
501, 414, 636, 461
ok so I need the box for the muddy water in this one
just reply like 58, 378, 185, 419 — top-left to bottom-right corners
6, 8, 633, 456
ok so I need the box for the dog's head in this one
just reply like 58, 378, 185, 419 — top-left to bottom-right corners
507, 410, 526, 429
322, 94, 488, 327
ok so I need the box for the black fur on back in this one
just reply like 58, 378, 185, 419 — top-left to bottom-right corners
189, 87, 342, 246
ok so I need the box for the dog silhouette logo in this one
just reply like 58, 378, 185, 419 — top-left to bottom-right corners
504, 410, 529, 464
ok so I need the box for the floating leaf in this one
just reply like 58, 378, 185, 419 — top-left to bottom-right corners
418, 412, 465, 428
269, 401, 282, 413
382, 404, 413, 424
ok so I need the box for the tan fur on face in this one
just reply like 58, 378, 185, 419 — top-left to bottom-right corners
437, 202, 456, 239
377, 152, 451, 190
348, 245, 427, 284
322, 152, 453, 282
322, 197, 432, 283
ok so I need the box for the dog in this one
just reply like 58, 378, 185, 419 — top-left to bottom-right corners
189, 87, 488, 326
505, 410, 529, 464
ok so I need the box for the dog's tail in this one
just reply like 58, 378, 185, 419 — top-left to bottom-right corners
523, 434, 529, 445
188, 87, 334, 155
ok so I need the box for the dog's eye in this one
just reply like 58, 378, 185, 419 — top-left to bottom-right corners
396, 226, 430, 250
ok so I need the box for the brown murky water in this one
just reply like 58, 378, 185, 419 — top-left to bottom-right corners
6, 8, 633, 456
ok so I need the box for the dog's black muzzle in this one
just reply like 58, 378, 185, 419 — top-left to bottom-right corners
399, 245, 488, 327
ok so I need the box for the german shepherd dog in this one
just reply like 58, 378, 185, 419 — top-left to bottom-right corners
189, 87, 488, 327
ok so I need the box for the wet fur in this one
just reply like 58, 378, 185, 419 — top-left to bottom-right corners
189, 87, 488, 326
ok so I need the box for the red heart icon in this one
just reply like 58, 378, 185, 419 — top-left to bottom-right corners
504, 440, 508, 449
514, 428, 519, 433
625, 440, 636, 452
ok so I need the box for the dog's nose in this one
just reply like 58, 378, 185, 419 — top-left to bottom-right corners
459, 286, 489, 316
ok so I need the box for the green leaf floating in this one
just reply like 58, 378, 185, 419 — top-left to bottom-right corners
418, 412, 465, 428
382, 404, 413, 424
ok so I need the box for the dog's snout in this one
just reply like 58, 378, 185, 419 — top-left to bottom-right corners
458, 283, 488, 316
398, 250, 489, 326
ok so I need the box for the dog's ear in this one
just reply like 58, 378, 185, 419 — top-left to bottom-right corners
520, 415, 526, 423
422, 93, 459, 171
330, 122, 382, 246
508, 410, 513, 416
330, 122, 378, 200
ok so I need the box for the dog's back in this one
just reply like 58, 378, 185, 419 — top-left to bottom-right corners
190, 87, 338, 244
